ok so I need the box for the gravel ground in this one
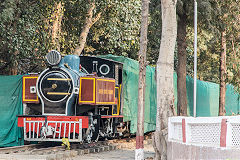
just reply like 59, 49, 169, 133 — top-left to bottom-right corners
74, 144, 155, 160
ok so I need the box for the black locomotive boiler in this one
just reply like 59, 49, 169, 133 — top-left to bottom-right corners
18, 50, 125, 143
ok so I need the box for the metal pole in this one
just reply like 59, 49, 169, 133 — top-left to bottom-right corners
193, 0, 197, 117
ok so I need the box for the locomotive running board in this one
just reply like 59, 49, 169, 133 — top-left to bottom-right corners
23, 118, 82, 142
101, 115, 124, 118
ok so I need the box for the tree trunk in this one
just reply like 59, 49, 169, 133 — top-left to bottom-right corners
135, 0, 149, 159
73, 0, 95, 56
231, 37, 237, 70
73, 0, 105, 56
51, 2, 64, 51
10, 51, 18, 75
177, 13, 187, 116
153, 0, 177, 159
219, 30, 226, 116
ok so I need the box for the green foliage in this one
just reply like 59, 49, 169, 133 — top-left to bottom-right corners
186, 27, 220, 82
0, 0, 51, 74
90, 0, 141, 59
60, 0, 142, 59
174, 0, 240, 86
0, 0, 239, 85
215, 0, 240, 90
59, 0, 87, 54
0, 0, 142, 74
147, 0, 162, 64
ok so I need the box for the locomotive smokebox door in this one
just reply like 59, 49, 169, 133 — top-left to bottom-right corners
22, 75, 39, 103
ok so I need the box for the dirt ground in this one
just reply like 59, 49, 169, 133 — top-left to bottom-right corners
73, 144, 155, 160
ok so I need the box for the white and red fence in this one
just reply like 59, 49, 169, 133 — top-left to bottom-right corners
168, 116, 240, 148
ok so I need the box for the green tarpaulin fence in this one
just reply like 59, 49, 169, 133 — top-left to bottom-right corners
100, 54, 240, 133
1, 55, 240, 146
174, 74, 221, 116
174, 73, 240, 117
0, 75, 23, 147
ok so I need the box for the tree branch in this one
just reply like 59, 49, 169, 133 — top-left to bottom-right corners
73, 0, 95, 55
90, 5, 109, 27
73, 0, 111, 56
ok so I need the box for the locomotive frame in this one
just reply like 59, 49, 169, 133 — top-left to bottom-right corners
18, 51, 126, 143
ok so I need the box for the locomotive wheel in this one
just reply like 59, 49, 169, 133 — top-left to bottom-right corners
85, 116, 100, 143
91, 119, 100, 142
85, 129, 99, 143
91, 131, 99, 142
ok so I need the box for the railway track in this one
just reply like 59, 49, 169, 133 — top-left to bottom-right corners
0, 134, 152, 160
0, 141, 117, 160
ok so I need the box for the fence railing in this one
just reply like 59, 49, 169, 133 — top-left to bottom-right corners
168, 116, 240, 148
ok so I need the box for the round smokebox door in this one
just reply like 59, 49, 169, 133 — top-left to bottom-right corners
40, 71, 73, 102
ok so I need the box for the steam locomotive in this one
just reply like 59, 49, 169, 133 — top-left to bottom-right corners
18, 50, 125, 143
